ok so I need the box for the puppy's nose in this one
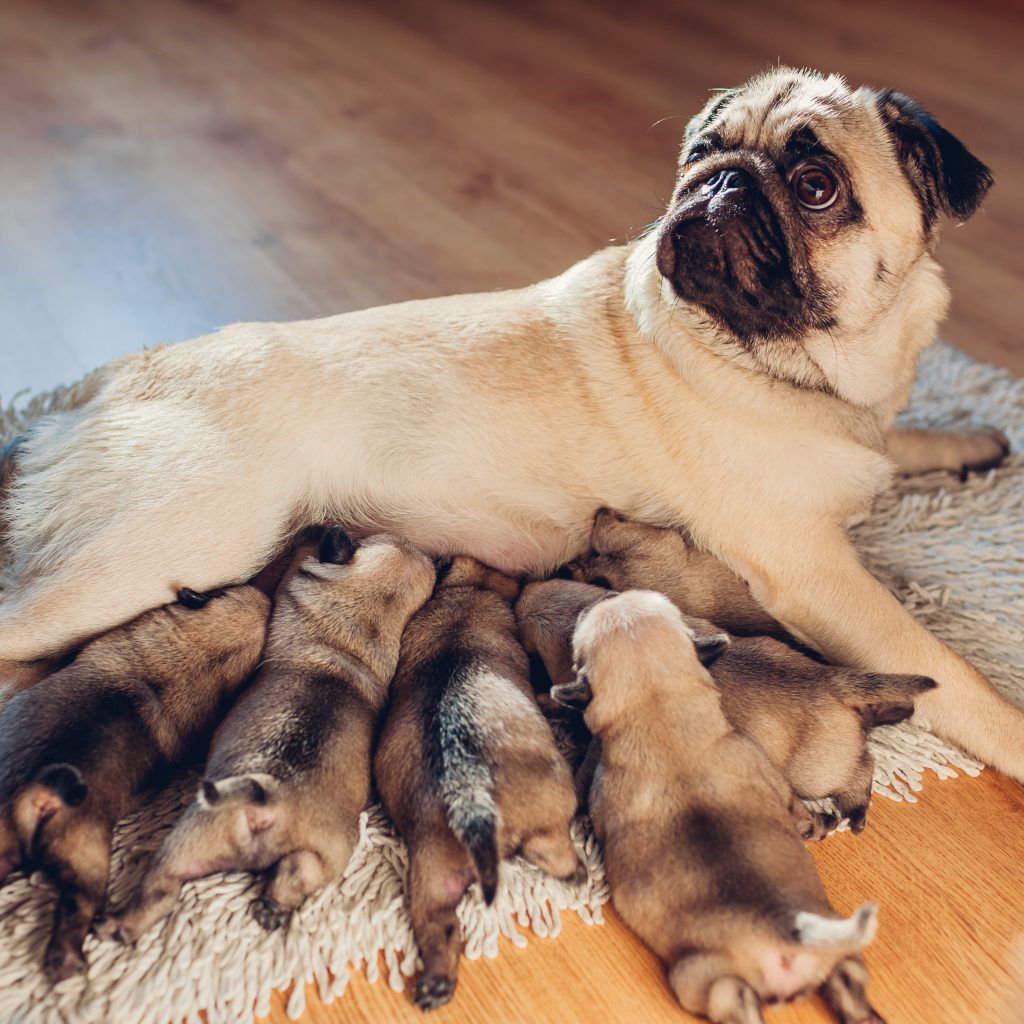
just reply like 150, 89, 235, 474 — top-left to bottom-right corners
703, 167, 753, 195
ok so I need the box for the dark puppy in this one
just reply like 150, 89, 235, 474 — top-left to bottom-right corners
0, 583, 269, 979
519, 579, 934, 833
103, 528, 435, 940
564, 509, 786, 638
560, 591, 883, 1024
376, 556, 585, 1011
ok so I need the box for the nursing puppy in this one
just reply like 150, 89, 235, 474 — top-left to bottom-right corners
521, 577, 934, 831
558, 591, 882, 1024
564, 509, 785, 638
0, 583, 269, 980
708, 634, 936, 833
2, 69, 1019, 787
376, 556, 584, 1010
103, 528, 435, 940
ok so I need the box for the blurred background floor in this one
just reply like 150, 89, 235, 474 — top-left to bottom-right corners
0, 2, 1022, 1023
0, 0, 1022, 401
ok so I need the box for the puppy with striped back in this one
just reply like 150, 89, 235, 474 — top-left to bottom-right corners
557, 590, 884, 1023
375, 555, 585, 1011
102, 527, 435, 941
0, 583, 269, 979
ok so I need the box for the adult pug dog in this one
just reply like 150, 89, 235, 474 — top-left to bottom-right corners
1, 68, 1020, 779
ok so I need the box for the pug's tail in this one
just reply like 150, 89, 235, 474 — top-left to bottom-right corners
11, 763, 88, 851
431, 664, 501, 904
833, 672, 938, 727
793, 902, 878, 952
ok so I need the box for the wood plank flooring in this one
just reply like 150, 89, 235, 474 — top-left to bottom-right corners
0, 2, 1021, 1023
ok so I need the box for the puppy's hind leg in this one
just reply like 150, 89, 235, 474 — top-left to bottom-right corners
519, 825, 587, 885
669, 951, 764, 1024
251, 834, 353, 931
40, 817, 113, 981
408, 833, 473, 1011
833, 751, 875, 834
102, 800, 259, 943
820, 955, 886, 1023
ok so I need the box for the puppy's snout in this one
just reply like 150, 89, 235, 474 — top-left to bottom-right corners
703, 167, 753, 196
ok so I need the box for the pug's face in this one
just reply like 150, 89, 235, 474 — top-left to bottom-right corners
648, 68, 992, 406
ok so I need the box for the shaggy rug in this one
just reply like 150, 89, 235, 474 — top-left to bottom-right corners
0, 341, 1021, 1024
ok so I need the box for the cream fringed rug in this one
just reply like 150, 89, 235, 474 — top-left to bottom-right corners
0, 341, 1022, 1023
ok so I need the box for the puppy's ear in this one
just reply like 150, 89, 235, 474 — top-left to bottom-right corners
872, 89, 993, 226
550, 674, 593, 710
692, 633, 730, 667
680, 614, 731, 666
318, 526, 356, 565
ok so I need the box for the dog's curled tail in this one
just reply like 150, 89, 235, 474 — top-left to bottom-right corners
794, 902, 878, 952
432, 665, 501, 904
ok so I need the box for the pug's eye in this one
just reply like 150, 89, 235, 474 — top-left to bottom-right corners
177, 587, 210, 610
685, 144, 708, 165
792, 163, 838, 210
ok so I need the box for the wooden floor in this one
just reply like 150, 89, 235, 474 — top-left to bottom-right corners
1, 1, 1023, 1023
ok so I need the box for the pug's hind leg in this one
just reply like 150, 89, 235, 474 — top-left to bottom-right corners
820, 955, 886, 1023
669, 951, 764, 1024
252, 845, 342, 931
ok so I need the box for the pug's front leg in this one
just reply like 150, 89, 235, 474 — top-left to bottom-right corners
885, 426, 1010, 477
734, 527, 1024, 783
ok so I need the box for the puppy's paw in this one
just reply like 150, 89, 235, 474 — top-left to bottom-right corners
561, 857, 589, 887
954, 426, 1011, 479
810, 810, 840, 838
251, 895, 291, 931
415, 972, 456, 1010
94, 915, 132, 944
44, 944, 87, 982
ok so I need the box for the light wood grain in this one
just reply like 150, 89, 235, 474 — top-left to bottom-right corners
1, 0, 1023, 399
260, 770, 1024, 1024
0, 3, 1022, 1024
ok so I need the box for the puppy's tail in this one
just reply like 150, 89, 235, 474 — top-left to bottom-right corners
432, 671, 501, 904
793, 902, 878, 953
197, 773, 280, 835
11, 763, 88, 852
831, 672, 938, 727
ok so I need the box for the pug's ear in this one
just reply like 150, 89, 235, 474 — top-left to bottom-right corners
318, 526, 356, 565
872, 89, 993, 226
685, 88, 740, 140
550, 674, 593, 710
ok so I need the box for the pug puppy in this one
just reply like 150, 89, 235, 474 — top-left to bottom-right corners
0, 583, 269, 979
2, 68, 1019, 785
558, 590, 883, 1024
102, 528, 435, 941
520, 578, 934, 832
564, 509, 785, 637
375, 556, 584, 1011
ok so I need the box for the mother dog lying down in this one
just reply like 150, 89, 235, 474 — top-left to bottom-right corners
1, 67, 1021, 779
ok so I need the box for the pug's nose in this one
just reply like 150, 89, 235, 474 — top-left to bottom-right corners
704, 167, 753, 195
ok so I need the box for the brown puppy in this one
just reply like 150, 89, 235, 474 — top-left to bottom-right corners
375, 556, 585, 1011
518, 578, 935, 832
564, 509, 786, 638
0, 583, 269, 979
103, 527, 435, 941
557, 591, 883, 1024
704, 634, 936, 833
